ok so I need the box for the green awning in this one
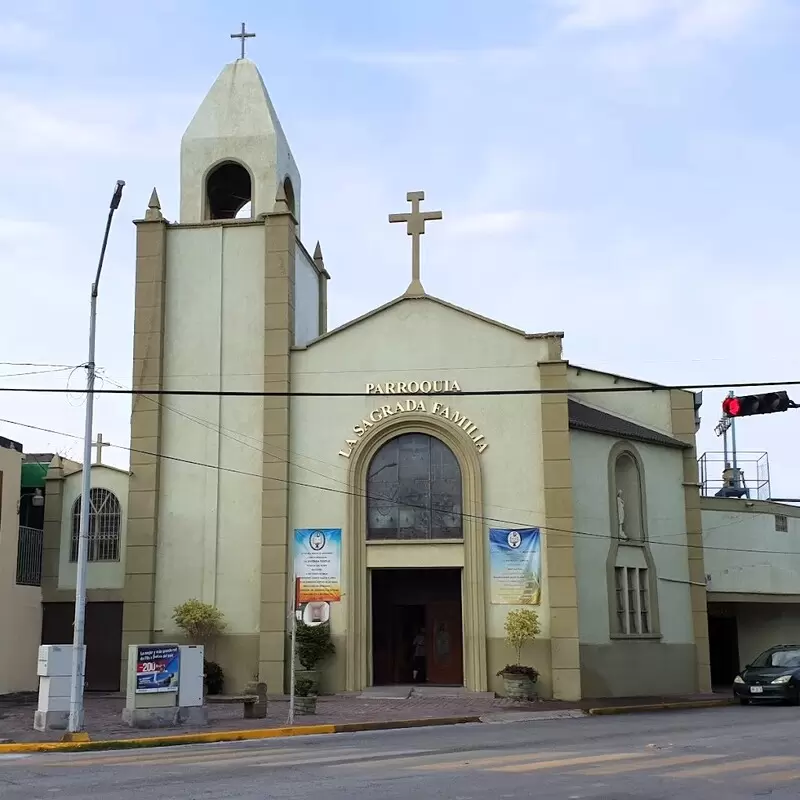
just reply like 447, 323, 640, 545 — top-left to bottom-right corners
21, 461, 48, 489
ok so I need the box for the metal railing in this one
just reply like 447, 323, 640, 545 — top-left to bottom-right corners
698, 451, 771, 500
16, 525, 43, 586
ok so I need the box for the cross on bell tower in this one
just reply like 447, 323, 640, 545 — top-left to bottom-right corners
389, 191, 442, 297
230, 22, 255, 60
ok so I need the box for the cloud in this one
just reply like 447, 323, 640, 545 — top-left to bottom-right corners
321, 47, 538, 70
446, 210, 566, 237
0, 89, 192, 161
554, 0, 768, 39
0, 20, 49, 54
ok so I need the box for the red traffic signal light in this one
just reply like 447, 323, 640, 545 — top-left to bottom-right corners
722, 397, 741, 416
722, 391, 794, 418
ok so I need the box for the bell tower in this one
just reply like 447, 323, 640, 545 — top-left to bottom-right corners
121, 32, 328, 693
179, 49, 302, 228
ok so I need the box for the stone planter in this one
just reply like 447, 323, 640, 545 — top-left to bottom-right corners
296, 669, 321, 694
295, 695, 317, 715
501, 673, 537, 701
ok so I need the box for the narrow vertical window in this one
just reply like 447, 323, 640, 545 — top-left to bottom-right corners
626, 567, 638, 633
639, 570, 650, 634
614, 567, 627, 634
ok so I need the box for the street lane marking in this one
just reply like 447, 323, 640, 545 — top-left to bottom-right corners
247, 749, 437, 769
487, 752, 651, 773
577, 754, 722, 775
744, 769, 800, 784
664, 756, 796, 778
39, 745, 353, 768
407, 751, 576, 772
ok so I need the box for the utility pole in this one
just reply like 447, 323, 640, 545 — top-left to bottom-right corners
68, 180, 125, 733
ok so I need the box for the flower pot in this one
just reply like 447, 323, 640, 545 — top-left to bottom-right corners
502, 673, 536, 701
295, 695, 317, 715
296, 669, 321, 694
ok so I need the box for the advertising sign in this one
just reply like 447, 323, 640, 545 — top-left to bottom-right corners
294, 528, 342, 603
135, 644, 180, 694
489, 528, 542, 605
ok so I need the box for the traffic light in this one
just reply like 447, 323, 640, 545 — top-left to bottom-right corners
722, 391, 795, 418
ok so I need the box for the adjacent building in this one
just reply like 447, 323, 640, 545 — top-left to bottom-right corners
0, 437, 42, 695
702, 459, 800, 687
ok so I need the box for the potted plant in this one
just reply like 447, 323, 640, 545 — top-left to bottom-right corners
173, 599, 227, 695
295, 621, 335, 694
294, 677, 317, 715
497, 609, 541, 701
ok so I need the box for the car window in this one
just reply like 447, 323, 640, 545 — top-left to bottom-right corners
752, 648, 800, 667
772, 650, 800, 667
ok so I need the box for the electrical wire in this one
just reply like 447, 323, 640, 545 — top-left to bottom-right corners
0, 361, 74, 369
0, 379, 798, 397
104, 375, 733, 534
2, 415, 798, 559
0, 366, 74, 379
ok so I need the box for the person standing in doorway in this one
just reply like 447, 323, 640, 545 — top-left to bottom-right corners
412, 627, 426, 683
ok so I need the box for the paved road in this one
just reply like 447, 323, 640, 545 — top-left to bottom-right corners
2, 705, 799, 799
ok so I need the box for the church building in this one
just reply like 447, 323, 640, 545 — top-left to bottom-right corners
42, 44, 712, 701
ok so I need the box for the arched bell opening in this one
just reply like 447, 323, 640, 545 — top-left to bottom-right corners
205, 160, 253, 220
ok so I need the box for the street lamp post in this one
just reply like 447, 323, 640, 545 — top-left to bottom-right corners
68, 180, 125, 733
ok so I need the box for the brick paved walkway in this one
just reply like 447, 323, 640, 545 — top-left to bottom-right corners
0, 690, 726, 744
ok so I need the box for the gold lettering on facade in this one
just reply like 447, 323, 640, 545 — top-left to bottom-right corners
339, 396, 486, 459
366, 379, 462, 395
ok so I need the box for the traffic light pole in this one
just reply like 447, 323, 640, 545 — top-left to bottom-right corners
727, 390, 738, 471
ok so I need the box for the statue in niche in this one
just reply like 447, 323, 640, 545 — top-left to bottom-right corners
617, 490, 629, 540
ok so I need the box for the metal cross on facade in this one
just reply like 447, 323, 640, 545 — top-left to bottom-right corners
389, 191, 442, 296
92, 433, 111, 465
231, 22, 256, 60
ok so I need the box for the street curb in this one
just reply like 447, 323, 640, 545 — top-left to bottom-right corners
0, 715, 482, 755
587, 699, 735, 716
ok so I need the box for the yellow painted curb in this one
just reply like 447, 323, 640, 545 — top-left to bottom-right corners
61, 732, 91, 743
0, 715, 481, 755
588, 699, 735, 716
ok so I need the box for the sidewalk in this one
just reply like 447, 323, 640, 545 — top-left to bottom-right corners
0, 690, 730, 744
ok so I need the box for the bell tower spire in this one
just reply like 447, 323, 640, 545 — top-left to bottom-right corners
179, 37, 301, 226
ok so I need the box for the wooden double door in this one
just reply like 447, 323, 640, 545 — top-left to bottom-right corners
41, 602, 123, 692
371, 568, 464, 686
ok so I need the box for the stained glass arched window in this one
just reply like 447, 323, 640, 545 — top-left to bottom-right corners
366, 433, 463, 540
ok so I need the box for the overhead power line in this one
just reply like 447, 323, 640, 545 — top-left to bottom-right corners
2, 415, 798, 560
0, 379, 798, 397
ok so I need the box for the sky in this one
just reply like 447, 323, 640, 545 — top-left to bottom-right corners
1, 0, 799, 498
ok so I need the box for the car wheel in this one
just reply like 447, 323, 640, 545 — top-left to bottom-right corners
739, 698, 750, 705
791, 691, 800, 707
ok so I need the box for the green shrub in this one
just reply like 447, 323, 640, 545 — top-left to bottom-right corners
172, 599, 226, 643
204, 659, 224, 695
296, 622, 335, 670
294, 677, 316, 697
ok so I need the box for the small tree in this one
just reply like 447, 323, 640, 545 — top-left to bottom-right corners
498, 608, 541, 681
173, 599, 227, 695
173, 599, 226, 642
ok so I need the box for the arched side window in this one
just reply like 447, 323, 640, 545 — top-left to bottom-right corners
283, 176, 296, 216
205, 160, 252, 220
366, 433, 463, 541
614, 451, 645, 542
609, 444, 656, 637
70, 488, 122, 562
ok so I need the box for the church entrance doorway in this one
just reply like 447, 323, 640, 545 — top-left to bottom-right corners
371, 568, 463, 686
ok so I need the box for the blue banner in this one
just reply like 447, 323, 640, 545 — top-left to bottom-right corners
294, 528, 342, 603
489, 528, 542, 605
